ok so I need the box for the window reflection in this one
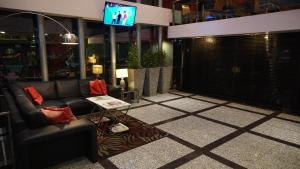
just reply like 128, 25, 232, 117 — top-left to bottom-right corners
173, 0, 300, 25
44, 16, 79, 80
0, 11, 39, 80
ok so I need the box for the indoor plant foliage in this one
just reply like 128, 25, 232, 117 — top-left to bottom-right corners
142, 49, 160, 96
126, 44, 145, 97
157, 49, 172, 93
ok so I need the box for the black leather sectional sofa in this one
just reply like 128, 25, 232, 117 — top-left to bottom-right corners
2, 79, 120, 169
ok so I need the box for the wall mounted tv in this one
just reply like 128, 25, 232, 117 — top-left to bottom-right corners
103, 1, 137, 27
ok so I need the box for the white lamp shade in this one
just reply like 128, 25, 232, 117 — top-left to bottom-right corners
116, 69, 128, 78
92, 65, 103, 75
62, 33, 78, 45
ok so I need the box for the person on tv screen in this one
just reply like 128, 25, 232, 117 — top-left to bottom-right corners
122, 11, 127, 25
117, 11, 122, 24
112, 12, 117, 24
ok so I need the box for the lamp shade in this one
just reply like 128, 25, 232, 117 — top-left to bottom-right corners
92, 65, 103, 75
88, 55, 97, 64
116, 68, 128, 78
62, 33, 78, 45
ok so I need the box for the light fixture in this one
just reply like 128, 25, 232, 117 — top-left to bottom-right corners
44, 33, 48, 36
88, 54, 97, 64
116, 68, 128, 91
92, 65, 103, 79
0, 11, 78, 45
62, 33, 78, 45
0, 31, 5, 34
205, 37, 215, 43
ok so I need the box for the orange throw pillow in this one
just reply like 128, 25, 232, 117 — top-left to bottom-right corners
24, 86, 43, 105
41, 106, 77, 124
89, 80, 107, 95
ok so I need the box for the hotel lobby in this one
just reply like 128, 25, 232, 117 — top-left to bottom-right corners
0, 0, 299, 169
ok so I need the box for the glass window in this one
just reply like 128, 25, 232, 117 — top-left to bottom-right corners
0, 10, 39, 81
141, 25, 158, 56
44, 16, 79, 80
85, 21, 109, 80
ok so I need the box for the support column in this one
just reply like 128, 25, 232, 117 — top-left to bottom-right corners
158, 0, 163, 50
110, 26, 117, 86
136, 0, 142, 65
136, 24, 142, 66
37, 15, 48, 81
77, 18, 86, 79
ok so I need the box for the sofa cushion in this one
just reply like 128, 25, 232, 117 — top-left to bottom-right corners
24, 86, 44, 105
17, 81, 57, 99
79, 79, 90, 98
14, 94, 49, 128
41, 106, 77, 124
61, 97, 94, 116
56, 79, 80, 98
37, 100, 66, 109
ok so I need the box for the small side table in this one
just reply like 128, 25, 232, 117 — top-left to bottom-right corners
121, 89, 139, 103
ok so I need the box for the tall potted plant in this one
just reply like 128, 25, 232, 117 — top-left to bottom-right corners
126, 45, 145, 97
142, 49, 160, 96
157, 50, 172, 93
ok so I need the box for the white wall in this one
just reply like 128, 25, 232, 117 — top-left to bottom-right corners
0, 0, 172, 26
168, 9, 300, 38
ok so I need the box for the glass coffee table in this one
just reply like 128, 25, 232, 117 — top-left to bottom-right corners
86, 95, 131, 134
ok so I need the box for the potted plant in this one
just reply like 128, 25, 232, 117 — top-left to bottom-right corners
142, 49, 160, 96
157, 49, 172, 93
126, 45, 145, 97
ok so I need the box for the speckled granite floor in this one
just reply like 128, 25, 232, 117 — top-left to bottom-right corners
49, 90, 300, 169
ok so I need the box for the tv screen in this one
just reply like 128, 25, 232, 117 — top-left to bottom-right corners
103, 2, 137, 27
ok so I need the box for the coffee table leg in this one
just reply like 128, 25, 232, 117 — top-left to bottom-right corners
122, 105, 131, 121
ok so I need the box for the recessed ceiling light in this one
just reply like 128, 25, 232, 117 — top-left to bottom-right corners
0, 31, 5, 34
44, 33, 48, 36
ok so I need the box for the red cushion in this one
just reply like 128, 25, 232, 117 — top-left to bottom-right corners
89, 80, 107, 95
41, 106, 77, 124
24, 86, 43, 105
98, 80, 108, 95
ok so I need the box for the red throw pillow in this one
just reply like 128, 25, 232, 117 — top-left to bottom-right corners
98, 80, 108, 95
41, 106, 77, 124
89, 80, 108, 95
24, 86, 43, 105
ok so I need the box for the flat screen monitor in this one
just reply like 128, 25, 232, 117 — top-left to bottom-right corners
103, 1, 137, 27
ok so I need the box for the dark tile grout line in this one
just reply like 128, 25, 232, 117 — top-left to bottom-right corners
247, 130, 300, 148
99, 158, 119, 169
158, 111, 298, 169
274, 117, 300, 124
100, 92, 300, 169
224, 105, 271, 116
205, 151, 247, 169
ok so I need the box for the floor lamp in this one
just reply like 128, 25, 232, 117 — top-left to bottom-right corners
0, 11, 78, 45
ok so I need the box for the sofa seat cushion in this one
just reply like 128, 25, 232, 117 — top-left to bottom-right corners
38, 100, 66, 109
61, 97, 94, 116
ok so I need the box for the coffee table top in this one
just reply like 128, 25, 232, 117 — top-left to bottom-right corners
86, 95, 131, 110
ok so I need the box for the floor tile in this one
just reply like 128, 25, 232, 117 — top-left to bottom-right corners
199, 106, 265, 127
176, 155, 232, 169
162, 98, 216, 113
49, 157, 104, 169
191, 95, 227, 104
109, 138, 193, 169
126, 104, 185, 124
252, 118, 300, 145
143, 93, 182, 102
277, 113, 300, 122
212, 133, 300, 169
130, 99, 152, 108
227, 103, 274, 115
157, 116, 236, 147
169, 90, 194, 96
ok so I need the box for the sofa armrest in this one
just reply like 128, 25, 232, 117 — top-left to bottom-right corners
15, 119, 97, 169
16, 118, 95, 144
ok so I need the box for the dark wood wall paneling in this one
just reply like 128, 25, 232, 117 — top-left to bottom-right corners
177, 32, 300, 114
